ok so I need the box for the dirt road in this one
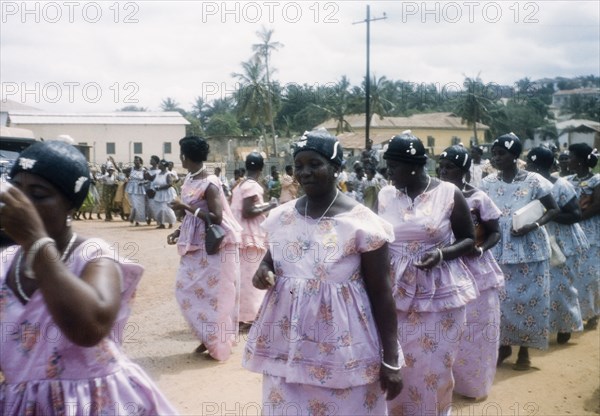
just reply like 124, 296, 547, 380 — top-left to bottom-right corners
75, 219, 599, 415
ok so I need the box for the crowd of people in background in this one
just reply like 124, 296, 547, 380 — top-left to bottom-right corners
1, 130, 597, 415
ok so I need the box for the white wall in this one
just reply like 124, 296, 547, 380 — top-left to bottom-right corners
10, 123, 186, 167
557, 131, 595, 148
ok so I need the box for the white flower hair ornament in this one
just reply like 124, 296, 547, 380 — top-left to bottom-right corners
74, 176, 88, 194
18, 158, 37, 170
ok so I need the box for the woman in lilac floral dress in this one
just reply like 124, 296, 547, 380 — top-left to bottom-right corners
438, 145, 504, 400
0, 141, 177, 415
168, 136, 242, 361
481, 134, 559, 371
566, 143, 600, 331
526, 146, 588, 344
379, 133, 478, 416
244, 131, 403, 415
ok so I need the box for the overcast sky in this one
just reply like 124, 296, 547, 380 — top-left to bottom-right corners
1, 1, 599, 113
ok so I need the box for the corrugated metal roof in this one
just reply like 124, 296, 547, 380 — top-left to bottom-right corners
316, 112, 489, 131
0, 126, 36, 139
553, 88, 600, 96
8, 111, 190, 125
0, 99, 43, 112
556, 119, 600, 133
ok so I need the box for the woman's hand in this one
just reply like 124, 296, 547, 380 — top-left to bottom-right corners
380, 366, 403, 401
252, 262, 275, 290
0, 182, 48, 247
167, 229, 180, 245
169, 198, 186, 212
414, 249, 442, 270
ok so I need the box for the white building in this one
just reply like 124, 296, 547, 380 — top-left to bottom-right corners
556, 119, 600, 150
7, 111, 189, 166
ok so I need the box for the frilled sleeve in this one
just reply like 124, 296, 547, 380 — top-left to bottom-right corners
351, 205, 395, 253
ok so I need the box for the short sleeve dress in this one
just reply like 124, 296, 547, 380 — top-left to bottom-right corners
481, 171, 553, 349
566, 173, 600, 321
0, 238, 178, 415
243, 201, 402, 415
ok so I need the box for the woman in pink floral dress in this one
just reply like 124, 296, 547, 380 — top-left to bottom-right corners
244, 131, 403, 415
379, 133, 478, 416
438, 145, 504, 400
230, 152, 277, 330
168, 136, 242, 361
0, 141, 177, 415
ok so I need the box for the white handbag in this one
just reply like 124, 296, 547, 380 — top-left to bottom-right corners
549, 235, 567, 267
512, 200, 545, 231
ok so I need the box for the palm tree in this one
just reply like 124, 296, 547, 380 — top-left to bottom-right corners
232, 57, 271, 152
364, 75, 395, 119
160, 97, 186, 116
312, 76, 356, 135
252, 27, 283, 155
454, 75, 493, 145
190, 96, 209, 127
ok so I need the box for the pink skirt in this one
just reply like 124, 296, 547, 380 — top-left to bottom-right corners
175, 246, 240, 360
262, 374, 387, 415
453, 288, 500, 398
389, 307, 466, 416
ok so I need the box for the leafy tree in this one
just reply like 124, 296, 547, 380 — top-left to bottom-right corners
277, 83, 328, 134
568, 94, 600, 120
498, 98, 552, 141
205, 113, 242, 137
205, 97, 235, 118
185, 116, 203, 137
190, 96, 210, 127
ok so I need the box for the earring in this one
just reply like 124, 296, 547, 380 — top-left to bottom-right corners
334, 172, 339, 178
66, 215, 72, 227
513, 159, 517, 163
181, 154, 186, 161
411, 171, 416, 175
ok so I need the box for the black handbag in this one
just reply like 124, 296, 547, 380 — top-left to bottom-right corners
205, 215, 225, 255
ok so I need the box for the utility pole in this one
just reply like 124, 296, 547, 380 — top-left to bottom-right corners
354, 5, 387, 149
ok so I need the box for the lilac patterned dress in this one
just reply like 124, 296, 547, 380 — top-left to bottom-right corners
0, 239, 178, 415
175, 174, 242, 361
481, 171, 553, 349
378, 181, 478, 416
243, 201, 402, 416
230, 179, 268, 323
453, 189, 504, 399
566, 173, 600, 320
547, 178, 588, 333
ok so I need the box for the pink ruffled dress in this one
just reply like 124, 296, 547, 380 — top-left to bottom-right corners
0, 238, 178, 415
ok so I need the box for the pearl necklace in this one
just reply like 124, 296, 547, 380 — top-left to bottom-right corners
302, 190, 339, 251
14, 233, 78, 302
185, 166, 207, 181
